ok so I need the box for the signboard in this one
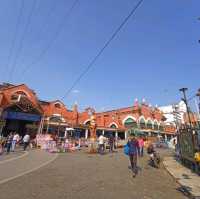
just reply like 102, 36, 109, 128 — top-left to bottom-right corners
2, 111, 41, 122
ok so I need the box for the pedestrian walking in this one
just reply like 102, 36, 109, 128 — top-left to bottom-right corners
0, 136, 4, 155
23, 133, 30, 151
98, 134, 106, 154
127, 133, 139, 177
108, 134, 114, 153
11, 132, 20, 152
138, 136, 144, 157
6, 132, 13, 154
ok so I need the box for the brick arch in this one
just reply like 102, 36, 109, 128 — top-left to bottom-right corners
138, 116, 146, 123
109, 122, 119, 128
83, 119, 91, 125
11, 90, 31, 99
154, 119, 159, 130
146, 118, 153, 129
122, 115, 137, 125
48, 114, 66, 122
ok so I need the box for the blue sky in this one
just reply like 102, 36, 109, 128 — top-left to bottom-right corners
0, 0, 199, 111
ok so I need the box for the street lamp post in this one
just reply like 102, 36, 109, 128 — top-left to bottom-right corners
179, 88, 192, 128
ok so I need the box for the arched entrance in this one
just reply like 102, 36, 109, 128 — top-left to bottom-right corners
154, 121, 159, 130
2, 102, 41, 137
139, 117, 146, 129
124, 118, 137, 129
146, 120, 153, 129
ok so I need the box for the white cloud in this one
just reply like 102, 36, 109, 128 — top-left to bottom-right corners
73, 90, 79, 93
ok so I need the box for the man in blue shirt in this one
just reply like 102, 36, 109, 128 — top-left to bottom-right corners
127, 133, 139, 177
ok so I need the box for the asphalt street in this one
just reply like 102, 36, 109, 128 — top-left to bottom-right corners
0, 149, 187, 199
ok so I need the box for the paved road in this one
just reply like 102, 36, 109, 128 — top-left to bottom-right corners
0, 148, 187, 199
0, 150, 26, 162
0, 149, 57, 184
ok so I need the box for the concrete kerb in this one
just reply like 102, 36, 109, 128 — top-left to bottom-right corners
163, 158, 200, 199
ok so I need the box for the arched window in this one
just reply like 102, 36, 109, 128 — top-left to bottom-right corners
110, 124, 117, 129
154, 121, 159, 130
147, 120, 153, 129
15, 91, 27, 96
139, 118, 146, 129
54, 103, 61, 108
85, 121, 90, 126
124, 118, 137, 128
49, 116, 62, 123
11, 91, 28, 101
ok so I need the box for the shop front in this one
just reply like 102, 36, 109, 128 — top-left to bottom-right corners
2, 110, 41, 137
1, 95, 42, 137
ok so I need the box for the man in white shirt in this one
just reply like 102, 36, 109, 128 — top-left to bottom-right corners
23, 133, 30, 151
98, 135, 106, 154
11, 132, 20, 152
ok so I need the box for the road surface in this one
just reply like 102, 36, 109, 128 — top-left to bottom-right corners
0, 149, 187, 199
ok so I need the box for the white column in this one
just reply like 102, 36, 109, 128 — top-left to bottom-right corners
85, 129, 88, 139
102, 130, 105, 135
165, 134, 167, 142
148, 132, 151, 137
115, 131, 118, 138
125, 131, 128, 140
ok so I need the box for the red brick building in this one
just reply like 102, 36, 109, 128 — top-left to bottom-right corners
0, 83, 175, 139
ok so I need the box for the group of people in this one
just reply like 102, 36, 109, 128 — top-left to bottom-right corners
98, 134, 118, 154
0, 132, 31, 154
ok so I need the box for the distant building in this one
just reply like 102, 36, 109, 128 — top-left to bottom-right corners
159, 101, 187, 126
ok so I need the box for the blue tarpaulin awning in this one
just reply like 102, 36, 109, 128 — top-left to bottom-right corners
3, 111, 41, 122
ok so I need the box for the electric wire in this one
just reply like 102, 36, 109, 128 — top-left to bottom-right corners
20, 0, 79, 80
6, 0, 25, 82
60, 0, 144, 100
15, 0, 59, 69
9, 0, 38, 82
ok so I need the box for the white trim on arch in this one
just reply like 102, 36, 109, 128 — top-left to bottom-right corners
51, 114, 66, 122
138, 116, 146, 123
109, 122, 119, 128
83, 119, 91, 125
122, 116, 137, 125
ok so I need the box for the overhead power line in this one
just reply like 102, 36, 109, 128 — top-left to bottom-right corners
34, 0, 59, 42
9, 0, 38, 82
5, 0, 25, 82
60, 0, 144, 100
20, 0, 79, 80
15, 0, 59, 70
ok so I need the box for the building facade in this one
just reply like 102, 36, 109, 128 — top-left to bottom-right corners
0, 83, 176, 139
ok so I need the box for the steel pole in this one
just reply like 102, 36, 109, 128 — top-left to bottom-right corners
179, 88, 192, 128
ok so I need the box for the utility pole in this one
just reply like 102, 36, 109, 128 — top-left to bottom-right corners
172, 103, 181, 133
179, 88, 192, 128
196, 88, 200, 127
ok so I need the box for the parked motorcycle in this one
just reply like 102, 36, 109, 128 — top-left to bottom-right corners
149, 151, 161, 168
